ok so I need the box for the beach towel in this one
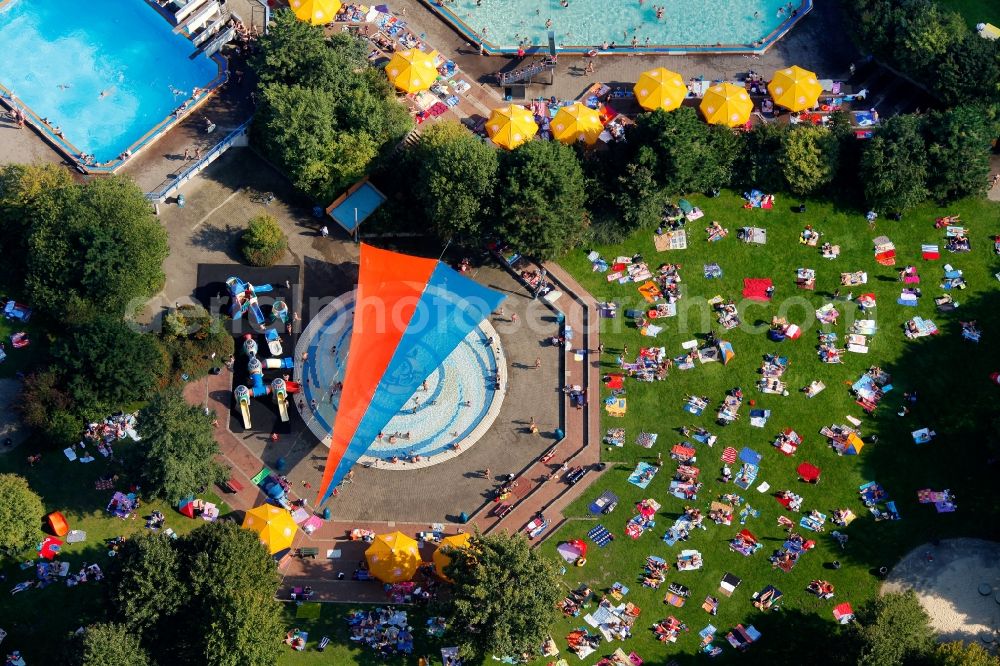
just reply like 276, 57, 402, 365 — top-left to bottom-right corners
721, 447, 738, 464
742, 278, 773, 301
635, 432, 658, 448
921, 244, 940, 260
704, 263, 723, 279
654, 230, 687, 252
749, 409, 771, 428
605, 397, 627, 417
590, 491, 619, 515
628, 462, 658, 489
588, 524, 614, 547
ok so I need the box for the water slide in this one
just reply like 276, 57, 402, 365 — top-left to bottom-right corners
271, 378, 289, 422
266, 329, 283, 356
248, 301, 265, 326
263, 357, 294, 369
234, 385, 252, 429
247, 358, 269, 397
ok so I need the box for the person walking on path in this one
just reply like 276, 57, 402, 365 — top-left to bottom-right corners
511, 312, 518, 324
534, 357, 541, 369
320, 225, 329, 238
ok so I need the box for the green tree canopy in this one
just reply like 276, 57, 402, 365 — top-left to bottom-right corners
24, 175, 167, 318
409, 121, 499, 244
241, 214, 288, 267
860, 115, 929, 213
494, 141, 588, 259
924, 106, 995, 203
734, 122, 788, 192
0, 474, 45, 554
0, 163, 76, 281
177, 521, 283, 666
250, 10, 411, 201
931, 641, 1000, 666
51, 318, 166, 414
74, 623, 151, 666
854, 590, 936, 666
628, 107, 739, 195
107, 533, 184, 635
253, 83, 339, 198
444, 531, 561, 661
779, 125, 840, 197
136, 388, 225, 500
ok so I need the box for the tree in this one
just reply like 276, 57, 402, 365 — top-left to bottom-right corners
241, 214, 288, 267
107, 533, 184, 635
628, 107, 739, 195
893, 3, 965, 75
136, 388, 225, 500
51, 318, 166, 414
931, 641, 1000, 666
494, 141, 587, 259
177, 522, 283, 666
19, 369, 75, 443
854, 590, 936, 666
410, 122, 499, 244
860, 115, 929, 213
444, 531, 561, 661
779, 125, 840, 197
75, 623, 151, 666
0, 163, 76, 282
603, 146, 667, 239
734, 123, 788, 192
924, 106, 994, 202
252, 83, 338, 199
0, 474, 45, 554
25, 175, 168, 317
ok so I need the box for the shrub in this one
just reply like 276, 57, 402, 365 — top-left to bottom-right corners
241, 214, 287, 267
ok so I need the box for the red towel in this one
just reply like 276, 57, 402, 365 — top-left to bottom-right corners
742, 278, 773, 301
721, 447, 738, 463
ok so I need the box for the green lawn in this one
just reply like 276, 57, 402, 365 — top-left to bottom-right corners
535, 191, 1000, 663
0, 437, 229, 662
938, 0, 1000, 26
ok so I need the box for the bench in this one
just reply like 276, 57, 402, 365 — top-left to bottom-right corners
219, 477, 243, 493
297, 547, 319, 559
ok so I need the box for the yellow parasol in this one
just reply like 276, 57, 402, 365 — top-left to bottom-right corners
551, 103, 604, 145
432, 533, 472, 580
289, 0, 342, 26
365, 531, 422, 583
767, 66, 823, 112
699, 82, 754, 127
486, 105, 539, 150
633, 67, 687, 112
385, 49, 439, 94
241, 504, 297, 554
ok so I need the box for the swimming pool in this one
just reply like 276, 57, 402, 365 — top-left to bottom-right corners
426, 0, 811, 54
326, 180, 388, 233
296, 297, 506, 468
0, 0, 224, 165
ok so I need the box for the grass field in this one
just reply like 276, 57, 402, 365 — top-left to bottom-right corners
0, 438, 229, 663
535, 191, 1000, 664
938, 0, 1000, 27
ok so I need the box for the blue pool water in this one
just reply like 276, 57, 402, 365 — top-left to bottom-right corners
297, 298, 502, 465
328, 182, 388, 233
0, 0, 220, 162
435, 0, 802, 51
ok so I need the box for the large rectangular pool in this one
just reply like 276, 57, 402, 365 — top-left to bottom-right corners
0, 0, 223, 164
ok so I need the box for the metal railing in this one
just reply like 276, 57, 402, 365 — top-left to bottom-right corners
145, 119, 251, 203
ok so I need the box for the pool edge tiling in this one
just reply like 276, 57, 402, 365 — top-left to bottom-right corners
421, 0, 813, 56
0, 0, 228, 173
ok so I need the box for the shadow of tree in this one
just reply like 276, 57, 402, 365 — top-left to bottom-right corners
190, 223, 242, 261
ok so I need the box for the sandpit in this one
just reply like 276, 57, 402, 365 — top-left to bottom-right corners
884, 539, 1000, 645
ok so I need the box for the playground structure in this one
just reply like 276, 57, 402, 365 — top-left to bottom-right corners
227, 276, 281, 326
234, 332, 299, 428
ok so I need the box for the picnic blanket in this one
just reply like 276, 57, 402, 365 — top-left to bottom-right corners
635, 432, 658, 448
605, 397, 627, 417
742, 278, 772, 301
704, 263, 723, 279
654, 230, 687, 251
628, 462, 658, 489
721, 447, 738, 464
738, 227, 767, 244
605, 427, 625, 447
749, 409, 771, 428
922, 244, 940, 260
588, 524, 614, 547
